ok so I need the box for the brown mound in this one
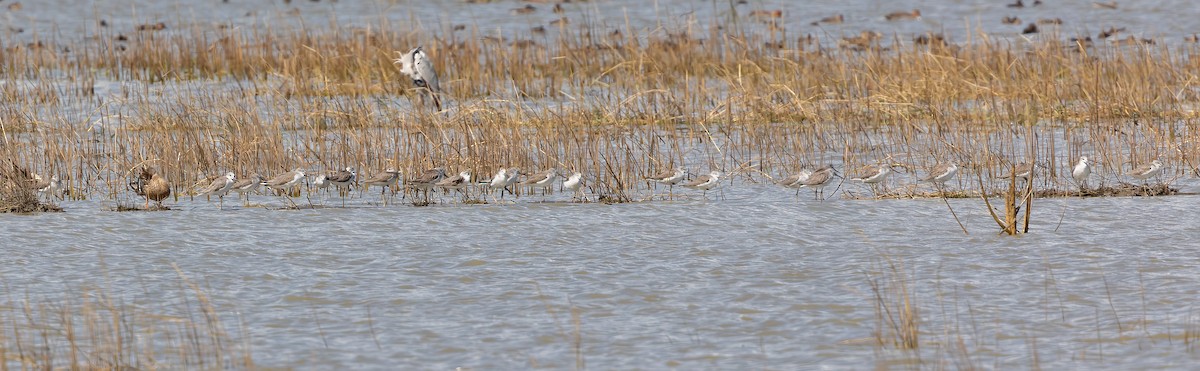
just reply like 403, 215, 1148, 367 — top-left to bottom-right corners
1037, 183, 1178, 197
114, 203, 171, 212
0, 160, 63, 213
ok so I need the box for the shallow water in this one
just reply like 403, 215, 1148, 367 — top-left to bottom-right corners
9, 183, 1200, 369
7, 0, 1200, 369
6, 0, 1199, 45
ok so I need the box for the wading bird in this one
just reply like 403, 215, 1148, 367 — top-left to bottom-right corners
198, 172, 236, 210
394, 47, 442, 111
130, 166, 171, 210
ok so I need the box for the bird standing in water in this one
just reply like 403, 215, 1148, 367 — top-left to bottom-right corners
130, 166, 172, 210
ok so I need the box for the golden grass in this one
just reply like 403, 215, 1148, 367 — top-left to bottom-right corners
1, 15, 1198, 200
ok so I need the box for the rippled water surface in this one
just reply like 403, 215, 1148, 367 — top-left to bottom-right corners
7, 0, 1200, 369
7, 0, 1200, 44
9, 183, 1200, 369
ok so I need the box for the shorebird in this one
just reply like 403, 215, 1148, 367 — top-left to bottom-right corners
502, 167, 522, 198
850, 164, 892, 187
885, 9, 921, 21
778, 168, 813, 196
798, 165, 837, 200
263, 168, 306, 207
311, 174, 330, 204
486, 168, 508, 200
231, 174, 263, 206
394, 47, 442, 111
521, 169, 558, 198
644, 167, 686, 199
919, 163, 958, 187
30, 174, 60, 202
1072, 156, 1092, 189
326, 166, 356, 206
850, 164, 890, 182
995, 162, 1036, 182
1129, 158, 1164, 184
563, 172, 583, 200
198, 172, 236, 210
511, 4, 537, 15
362, 168, 401, 205
130, 166, 171, 210
435, 170, 472, 201
328, 166, 355, 190
682, 171, 722, 198
811, 14, 844, 25
409, 167, 446, 203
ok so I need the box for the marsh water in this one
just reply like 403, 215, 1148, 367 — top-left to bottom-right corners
7, 0, 1200, 369
9, 185, 1200, 369
7, 0, 1200, 44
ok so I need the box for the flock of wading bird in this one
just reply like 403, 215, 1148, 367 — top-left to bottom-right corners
107, 153, 1169, 211
30, 46, 1171, 210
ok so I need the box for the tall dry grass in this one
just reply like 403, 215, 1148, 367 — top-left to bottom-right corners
1, 14, 1197, 201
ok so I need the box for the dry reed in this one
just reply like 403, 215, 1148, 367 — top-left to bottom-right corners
1, 14, 1197, 203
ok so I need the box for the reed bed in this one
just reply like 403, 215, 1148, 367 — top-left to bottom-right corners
2, 14, 1199, 203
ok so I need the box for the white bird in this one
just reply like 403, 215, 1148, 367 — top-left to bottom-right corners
30, 174, 61, 202
199, 172, 236, 209
995, 162, 1037, 182
778, 168, 814, 195
328, 167, 356, 190
850, 164, 892, 196
682, 171, 723, 198
486, 168, 509, 199
502, 167, 522, 199
1130, 158, 1164, 183
394, 47, 442, 111
920, 163, 958, 186
645, 167, 686, 198
851, 165, 892, 185
231, 174, 263, 206
436, 170, 473, 201
504, 167, 522, 186
312, 174, 330, 204
563, 172, 583, 200
263, 168, 305, 190
798, 165, 837, 200
263, 168, 307, 207
1072, 156, 1092, 188
326, 166, 356, 206
521, 169, 558, 197
408, 167, 446, 203
362, 168, 401, 205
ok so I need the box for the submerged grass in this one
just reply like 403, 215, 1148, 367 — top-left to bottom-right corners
0, 264, 252, 369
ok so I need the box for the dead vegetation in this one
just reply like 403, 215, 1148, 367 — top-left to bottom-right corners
0, 159, 62, 213
1, 14, 1197, 204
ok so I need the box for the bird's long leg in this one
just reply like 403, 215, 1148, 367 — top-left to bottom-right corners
285, 187, 299, 208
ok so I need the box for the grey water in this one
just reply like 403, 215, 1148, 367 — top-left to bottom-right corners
8, 183, 1200, 369
6, 0, 1199, 44
6, 0, 1200, 369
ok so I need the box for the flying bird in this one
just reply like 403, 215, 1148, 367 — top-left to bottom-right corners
394, 47, 442, 111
